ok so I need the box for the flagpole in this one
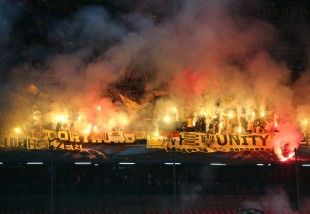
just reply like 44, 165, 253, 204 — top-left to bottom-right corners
295, 148, 300, 213
50, 145, 54, 214
173, 151, 177, 214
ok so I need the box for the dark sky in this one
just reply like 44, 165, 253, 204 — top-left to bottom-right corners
1, 0, 309, 81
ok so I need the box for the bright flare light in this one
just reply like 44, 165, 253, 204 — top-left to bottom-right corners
84, 127, 90, 134
119, 115, 129, 126
154, 125, 159, 137
238, 125, 242, 133
163, 115, 171, 123
275, 143, 296, 162
303, 119, 308, 132
14, 127, 20, 134
279, 152, 295, 162
108, 119, 116, 127
97, 106, 101, 111
55, 116, 66, 123
121, 119, 128, 125
261, 112, 265, 117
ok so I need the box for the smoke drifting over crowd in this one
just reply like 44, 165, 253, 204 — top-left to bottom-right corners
243, 188, 295, 213
0, 0, 309, 159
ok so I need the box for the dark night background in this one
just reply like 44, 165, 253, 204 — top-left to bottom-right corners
0, 1, 310, 213
0, 0, 309, 82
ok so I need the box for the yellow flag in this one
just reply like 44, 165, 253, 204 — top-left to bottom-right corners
119, 94, 141, 112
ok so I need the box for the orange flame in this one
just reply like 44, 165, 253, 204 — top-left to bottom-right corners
275, 142, 295, 162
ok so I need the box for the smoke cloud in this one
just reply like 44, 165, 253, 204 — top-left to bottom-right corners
243, 188, 297, 213
0, 0, 307, 153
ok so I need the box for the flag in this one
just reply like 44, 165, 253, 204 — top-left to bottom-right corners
119, 94, 141, 112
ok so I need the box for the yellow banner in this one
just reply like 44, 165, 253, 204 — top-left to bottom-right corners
0, 136, 83, 150
0, 128, 308, 152
147, 132, 273, 152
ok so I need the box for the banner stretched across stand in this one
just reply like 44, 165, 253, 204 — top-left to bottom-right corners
1, 128, 308, 157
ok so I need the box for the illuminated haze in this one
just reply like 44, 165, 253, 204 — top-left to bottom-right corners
0, 1, 307, 152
